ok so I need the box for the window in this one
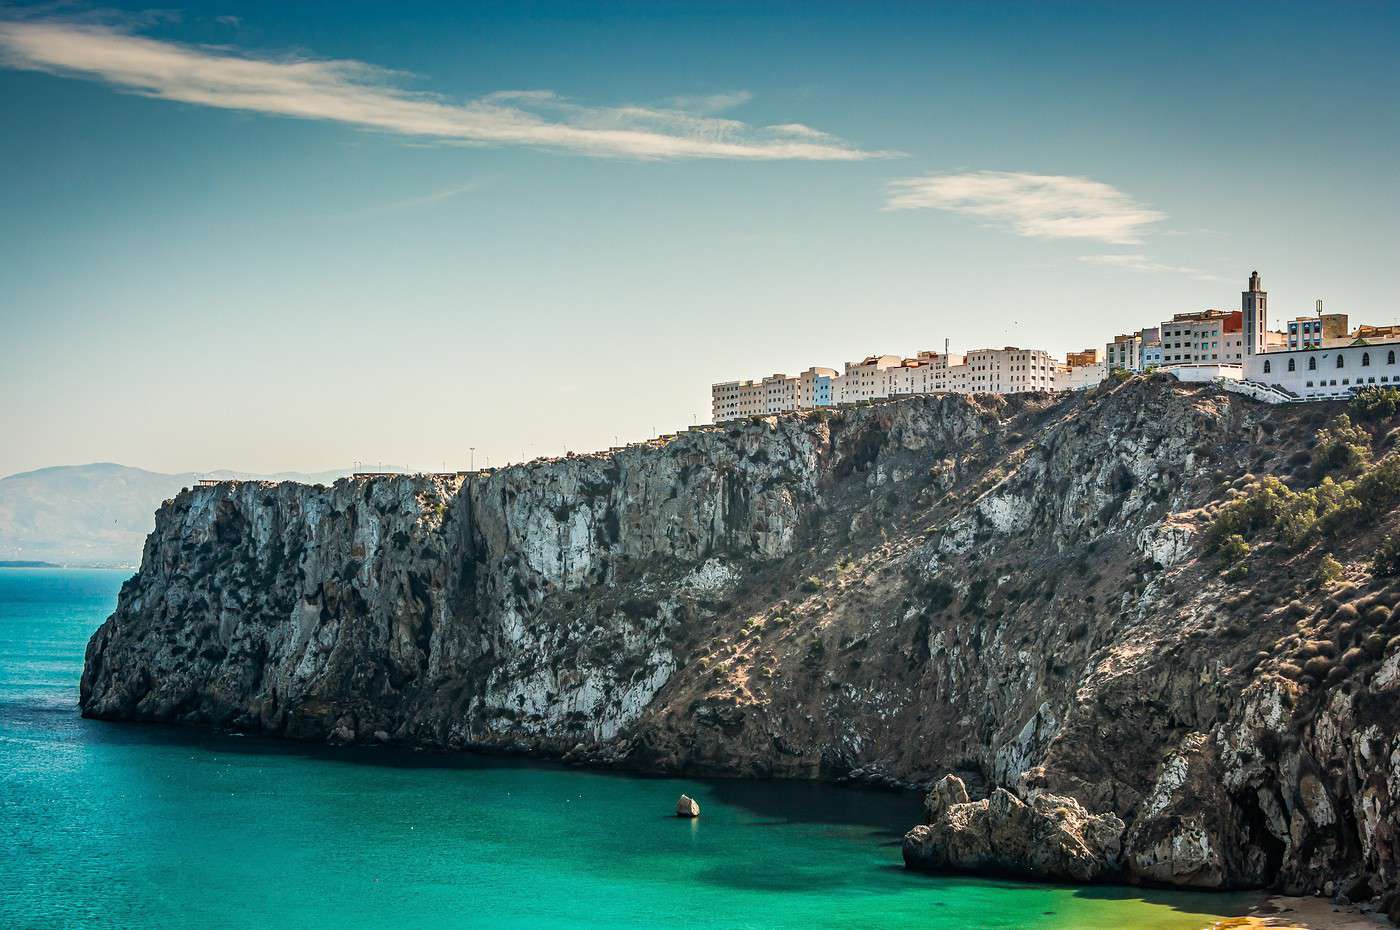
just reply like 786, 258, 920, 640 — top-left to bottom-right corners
1308, 357, 1317, 371
1337, 355, 1345, 369
1363, 352, 1372, 367
1391, 351, 1397, 365
1288, 358, 1296, 372
1263, 360, 1271, 374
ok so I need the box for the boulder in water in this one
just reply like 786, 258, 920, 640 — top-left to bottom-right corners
676, 794, 700, 818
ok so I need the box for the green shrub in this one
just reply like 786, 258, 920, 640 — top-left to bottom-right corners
1373, 535, 1400, 578
1218, 533, 1250, 578
1351, 386, 1400, 422
1312, 414, 1371, 477
1316, 553, 1344, 586
1351, 454, 1400, 518
1209, 452, 1400, 553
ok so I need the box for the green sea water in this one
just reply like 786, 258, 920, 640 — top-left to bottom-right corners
0, 568, 1253, 929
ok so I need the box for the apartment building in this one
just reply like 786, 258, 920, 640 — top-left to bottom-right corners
888, 351, 967, 396
711, 346, 1061, 422
711, 367, 837, 420
1287, 308, 1350, 349
1063, 361, 1107, 391
1105, 326, 1161, 372
833, 355, 904, 403
957, 347, 1059, 394
1158, 309, 1239, 366
797, 367, 838, 408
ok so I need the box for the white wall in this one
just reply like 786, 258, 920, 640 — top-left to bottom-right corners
1245, 343, 1400, 399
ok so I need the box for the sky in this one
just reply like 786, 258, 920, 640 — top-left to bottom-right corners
2, 1, 1398, 476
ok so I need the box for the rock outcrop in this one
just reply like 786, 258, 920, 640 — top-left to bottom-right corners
676, 794, 700, 818
80, 377, 1400, 904
902, 775, 1124, 882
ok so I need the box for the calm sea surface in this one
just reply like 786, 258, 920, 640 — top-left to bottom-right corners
0, 568, 1251, 929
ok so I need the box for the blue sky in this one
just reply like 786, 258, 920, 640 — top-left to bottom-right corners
3, 1, 1398, 475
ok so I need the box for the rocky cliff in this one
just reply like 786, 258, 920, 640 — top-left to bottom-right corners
82, 377, 1400, 907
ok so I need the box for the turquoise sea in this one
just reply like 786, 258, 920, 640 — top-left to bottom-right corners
0, 569, 1252, 929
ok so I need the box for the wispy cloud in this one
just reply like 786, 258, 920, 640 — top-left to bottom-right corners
884, 170, 1165, 245
0, 20, 892, 161
663, 90, 753, 114
1078, 253, 1220, 281
360, 181, 485, 214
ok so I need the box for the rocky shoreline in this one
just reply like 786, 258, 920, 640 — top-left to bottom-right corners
81, 378, 1400, 911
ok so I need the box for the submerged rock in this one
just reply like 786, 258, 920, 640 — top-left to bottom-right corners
676, 794, 700, 818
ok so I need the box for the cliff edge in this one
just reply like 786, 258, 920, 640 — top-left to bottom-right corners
81, 377, 1400, 905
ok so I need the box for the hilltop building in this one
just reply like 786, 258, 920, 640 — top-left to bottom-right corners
1105, 327, 1162, 372
1242, 270, 1268, 357
711, 346, 1062, 422
1158, 309, 1239, 365
710, 269, 1392, 423
710, 367, 838, 421
834, 355, 904, 402
1286, 304, 1350, 349
960, 347, 1060, 394
1232, 271, 1400, 400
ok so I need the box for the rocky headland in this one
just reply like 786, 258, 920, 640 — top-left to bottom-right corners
81, 376, 1400, 914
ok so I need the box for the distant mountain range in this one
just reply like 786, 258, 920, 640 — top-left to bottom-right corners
0, 463, 358, 568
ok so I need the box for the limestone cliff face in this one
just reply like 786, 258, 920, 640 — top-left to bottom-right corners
82, 378, 1400, 903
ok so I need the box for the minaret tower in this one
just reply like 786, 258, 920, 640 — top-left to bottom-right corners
1242, 270, 1268, 356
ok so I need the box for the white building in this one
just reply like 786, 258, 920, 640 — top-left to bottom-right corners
712, 345, 1061, 424
1236, 271, 1400, 400
1158, 309, 1238, 366
1247, 340, 1400, 399
1063, 362, 1107, 391
889, 351, 967, 396
1105, 327, 1162, 372
954, 347, 1059, 394
711, 367, 837, 421
796, 367, 839, 408
833, 355, 904, 403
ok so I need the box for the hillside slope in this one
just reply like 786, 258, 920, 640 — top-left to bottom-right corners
79, 377, 1400, 904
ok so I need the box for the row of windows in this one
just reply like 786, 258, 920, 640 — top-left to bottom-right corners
1263, 350, 1396, 374
1305, 377, 1394, 388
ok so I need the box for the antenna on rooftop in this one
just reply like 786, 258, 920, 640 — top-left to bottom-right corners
1316, 299, 1323, 317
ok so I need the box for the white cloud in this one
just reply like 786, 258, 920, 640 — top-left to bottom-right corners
663, 90, 753, 113
0, 21, 891, 161
1078, 253, 1220, 280
884, 170, 1165, 245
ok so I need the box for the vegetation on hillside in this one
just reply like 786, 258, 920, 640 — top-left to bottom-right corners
1209, 406, 1400, 564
